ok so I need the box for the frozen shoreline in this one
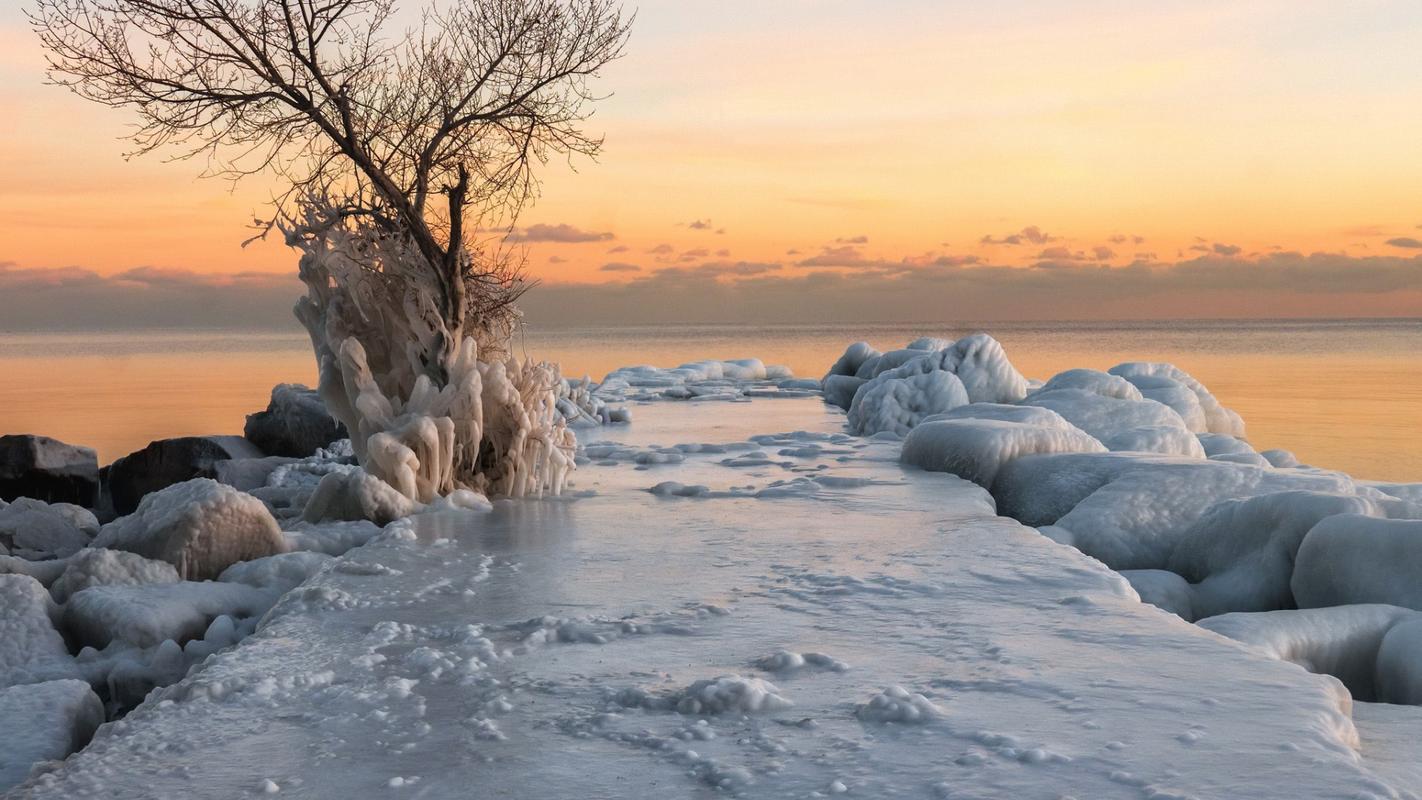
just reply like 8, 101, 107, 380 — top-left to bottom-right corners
12, 395, 1421, 799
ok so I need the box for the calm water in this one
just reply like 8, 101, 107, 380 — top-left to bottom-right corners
1, 319, 1419, 481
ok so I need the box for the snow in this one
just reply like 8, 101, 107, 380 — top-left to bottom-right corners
301, 467, 416, 526
50, 548, 181, 604
1293, 515, 1422, 612
217, 551, 333, 593
17, 395, 1422, 800
901, 417, 1105, 489
0, 574, 75, 688
0, 679, 103, 792
281, 520, 383, 556
93, 478, 287, 580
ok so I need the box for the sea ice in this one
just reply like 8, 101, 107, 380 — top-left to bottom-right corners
0, 679, 103, 792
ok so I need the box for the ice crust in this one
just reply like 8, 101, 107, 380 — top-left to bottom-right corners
0, 679, 103, 792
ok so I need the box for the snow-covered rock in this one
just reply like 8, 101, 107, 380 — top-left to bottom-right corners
301, 468, 415, 526
212, 456, 300, 493
855, 686, 944, 724
901, 417, 1105, 489
93, 479, 286, 580
671, 675, 793, 715
1035, 368, 1143, 401
0, 554, 71, 586
0, 434, 100, 508
64, 580, 276, 649
1121, 569, 1196, 619
822, 374, 867, 410
1293, 515, 1422, 612
244, 383, 348, 458
0, 574, 76, 688
0, 497, 96, 560
823, 341, 880, 381
106, 435, 266, 515
847, 370, 969, 436
50, 547, 181, 604
0, 679, 104, 792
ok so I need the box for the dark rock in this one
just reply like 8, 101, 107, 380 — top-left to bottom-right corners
105, 436, 265, 516
244, 384, 347, 458
0, 435, 100, 508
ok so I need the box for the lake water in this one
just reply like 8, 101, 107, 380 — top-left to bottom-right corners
1, 318, 1419, 481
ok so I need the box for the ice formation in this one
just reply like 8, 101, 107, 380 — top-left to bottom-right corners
93, 479, 286, 580
64, 580, 276, 650
901, 417, 1105, 489
0, 574, 75, 688
596, 358, 810, 404
1292, 516, 1422, 612
50, 548, 181, 604
0, 498, 96, 560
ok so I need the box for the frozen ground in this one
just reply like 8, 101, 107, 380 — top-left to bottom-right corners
13, 397, 1422, 799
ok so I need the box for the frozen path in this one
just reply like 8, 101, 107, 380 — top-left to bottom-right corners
15, 399, 1420, 799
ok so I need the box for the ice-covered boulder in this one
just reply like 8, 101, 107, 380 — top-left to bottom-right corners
64, 580, 276, 649
993, 452, 1358, 570
1293, 516, 1422, 612
920, 402, 1077, 429
1261, 448, 1301, 468
212, 455, 301, 493
901, 418, 1105, 489
106, 435, 266, 515
0, 497, 97, 560
0, 679, 104, 792
822, 374, 867, 410
244, 383, 348, 457
1165, 492, 1384, 620
0, 434, 99, 508
1109, 362, 1245, 437
0, 554, 70, 586
847, 370, 969, 436
1020, 388, 1203, 457
93, 478, 286, 580
0, 574, 76, 688
301, 467, 415, 526
1199, 605, 1422, 704
218, 550, 331, 593
50, 547, 182, 604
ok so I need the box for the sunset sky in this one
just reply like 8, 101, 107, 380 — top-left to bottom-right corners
2, 0, 1422, 325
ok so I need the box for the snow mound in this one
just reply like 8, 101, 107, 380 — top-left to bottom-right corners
64, 580, 276, 649
1036, 368, 1143, 401
0, 574, 75, 688
1109, 362, 1246, 437
901, 418, 1105, 489
1293, 515, 1422, 612
281, 520, 383, 556
847, 370, 969, 436
0, 679, 103, 792
855, 686, 944, 724
672, 675, 794, 715
1121, 569, 1195, 619
752, 650, 849, 673
0, 497, 96, 560
50, 548, 181, 604
0, 554, 70, 586
598, 357, 804, 404
823, 341, 880, 381
94, 479, 286, 580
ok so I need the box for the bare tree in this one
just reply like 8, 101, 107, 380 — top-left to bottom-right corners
31, 0, 631, 501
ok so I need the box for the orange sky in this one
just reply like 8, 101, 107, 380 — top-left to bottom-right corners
2, 0, 1421, 312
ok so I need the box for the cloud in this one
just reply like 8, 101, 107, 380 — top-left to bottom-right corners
505, 223, 614, 243
836, 235, 869, 244
647, 243, 674, 255
607, 245, 629, 254
1093, 246, 1116, 261
1386, 237, 1422, 249
686, 219, 713, 230
1212, 242, 1243, 256
798, 245, 876, 268
715, 248, 731, 257
548, 255, 568, 264
980, 225, 1057, 246
0, 263, 301, 330
1036, 246, 1086, 261
599, 262, 642, 273
1108, 234, 1146, 245
678, 248, 710, 262
519, 251, 1422, 326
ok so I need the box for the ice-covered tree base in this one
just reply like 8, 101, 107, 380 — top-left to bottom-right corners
286, 202, 575, 507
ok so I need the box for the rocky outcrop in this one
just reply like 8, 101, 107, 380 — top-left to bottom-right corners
105, 436, 265, 516
0, 435, 99, 508
244, 384, 347, 458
